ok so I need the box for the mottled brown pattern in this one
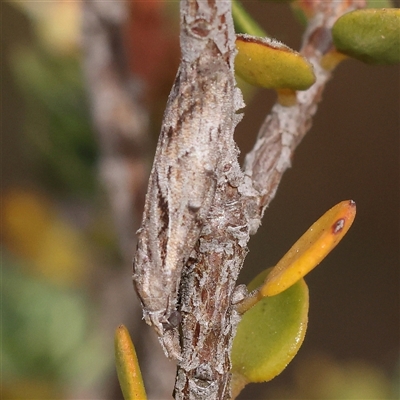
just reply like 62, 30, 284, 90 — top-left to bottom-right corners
132, 0, 367, 398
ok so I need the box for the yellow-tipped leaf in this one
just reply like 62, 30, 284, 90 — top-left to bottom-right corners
115, 325, 147, 400
261, 200, 356, 297
235, 34, 315, 90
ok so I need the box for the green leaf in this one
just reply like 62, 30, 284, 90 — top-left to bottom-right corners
235, 34, 315, 90
115, 325, 147, 400
231, 269, 309, 398
332, 8, 400, 65
232, 0, 267, 37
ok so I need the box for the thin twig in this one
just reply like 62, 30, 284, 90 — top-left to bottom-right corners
244, 0, 367, 213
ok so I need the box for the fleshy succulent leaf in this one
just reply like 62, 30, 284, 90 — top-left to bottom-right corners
332, 8, 400, 65
115, 325, 147, 400
235, 34, 315, 90
261, 200, 356, 297
231, 269, 309, 398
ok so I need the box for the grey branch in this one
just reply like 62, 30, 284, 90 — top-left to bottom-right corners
131, 0, 367, 399
175, 1, 366, 399
244, 0, 367, 214
133, 0, 243, 362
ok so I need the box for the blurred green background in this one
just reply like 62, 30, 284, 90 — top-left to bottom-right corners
2, 1, 399, 399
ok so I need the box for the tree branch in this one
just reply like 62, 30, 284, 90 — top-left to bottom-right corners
175, 1, 366, 399
174, 1, 245, 399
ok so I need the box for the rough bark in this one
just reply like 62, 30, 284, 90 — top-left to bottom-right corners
174, 1, 366, 399
82, 0, 368, 398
